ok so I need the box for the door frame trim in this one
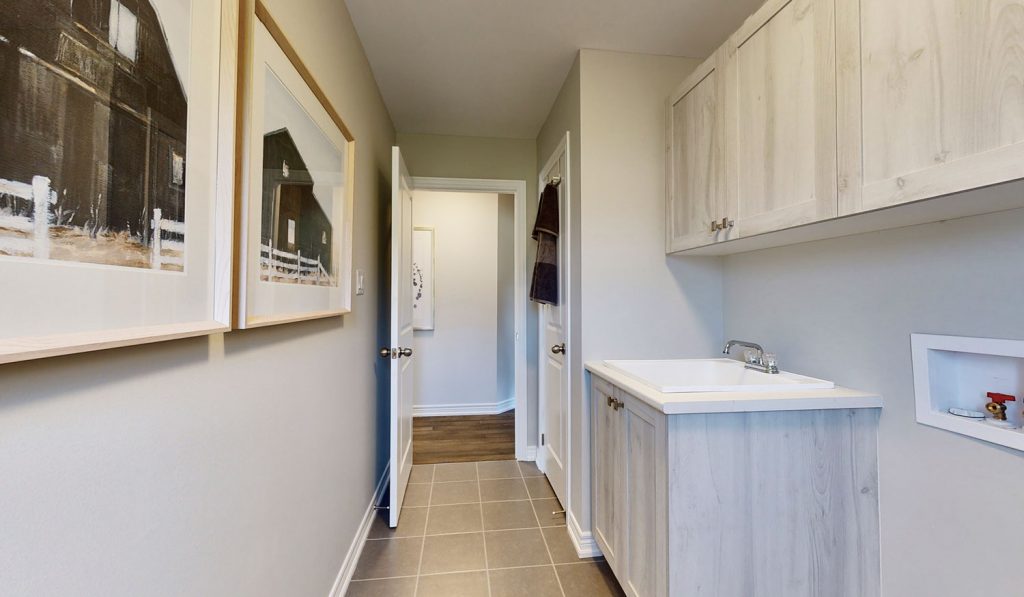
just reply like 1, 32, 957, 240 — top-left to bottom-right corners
410, 176, 530, 460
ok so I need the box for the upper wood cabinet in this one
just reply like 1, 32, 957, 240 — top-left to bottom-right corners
725, 0, 839, 236
666, 51, 733, 252
852, 0, 1024, 214
666, 0, 1024, 255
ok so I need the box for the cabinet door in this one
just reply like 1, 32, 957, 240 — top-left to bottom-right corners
726, 0, 838, 236
623, 396, 665, 597
855, 0, 1024, 213
666, 51, 734, 253
591, 379, 624, 574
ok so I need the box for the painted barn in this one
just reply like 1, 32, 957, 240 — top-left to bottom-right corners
0, 0, 187, 242
261, 128, 334, 276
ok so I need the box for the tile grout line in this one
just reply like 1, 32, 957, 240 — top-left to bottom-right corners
365, 520, 565, 541
353, 560, 603, 584
476, 462, 493, 597
527, 470, 566, 597
412, 465, 435, 597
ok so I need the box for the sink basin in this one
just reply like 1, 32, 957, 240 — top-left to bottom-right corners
602, 358, 835, 393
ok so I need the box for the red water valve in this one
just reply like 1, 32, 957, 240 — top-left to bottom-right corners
986, 392, 1017, 404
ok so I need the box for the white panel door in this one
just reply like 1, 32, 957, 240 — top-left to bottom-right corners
537, 134, 570, 508
388, 146, 415, 527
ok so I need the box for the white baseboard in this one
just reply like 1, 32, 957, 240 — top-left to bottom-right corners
567, 509, 603, 559
329, 464, 390, 597
414, 397, 515, 417
523, 445, 538, 461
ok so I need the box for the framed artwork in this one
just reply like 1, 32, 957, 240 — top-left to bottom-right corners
0, 0, 238, 364
412, 227, 435, 331
235, 0, 355, 328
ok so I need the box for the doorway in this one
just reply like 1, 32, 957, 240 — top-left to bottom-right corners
406, 177, 529, 465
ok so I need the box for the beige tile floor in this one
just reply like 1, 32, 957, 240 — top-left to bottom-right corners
348, 460, 624, 597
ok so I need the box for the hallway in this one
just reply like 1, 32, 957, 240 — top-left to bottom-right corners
412, 412, 516, 464
347, 461, 623, 596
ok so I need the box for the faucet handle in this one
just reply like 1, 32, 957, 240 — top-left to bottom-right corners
763, 352, 778, 372
743, 349, 759, 365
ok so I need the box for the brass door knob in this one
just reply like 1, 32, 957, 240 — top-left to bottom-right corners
551, 343, 566, 355
399, 347, 414, 358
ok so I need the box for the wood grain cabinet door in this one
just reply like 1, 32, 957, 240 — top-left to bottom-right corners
591, 379, 624, 575
666, 50, 733, 253
725, 0, 839, 236
623, 397, 666, 597
853, 0, 1024, 213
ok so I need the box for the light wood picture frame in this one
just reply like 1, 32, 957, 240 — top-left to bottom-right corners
234, 0, 356, 328
0, 0, 239, 365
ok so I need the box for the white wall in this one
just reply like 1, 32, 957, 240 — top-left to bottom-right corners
412, 191, 507, 413
722, 202, 1024, 597
0, 0, 396, 594
539, 49, 725, 541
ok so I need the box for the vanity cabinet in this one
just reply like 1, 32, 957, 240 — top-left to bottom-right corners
666, 0, 1024, 255
589, 371, 881, 597
591, 377, 666, 597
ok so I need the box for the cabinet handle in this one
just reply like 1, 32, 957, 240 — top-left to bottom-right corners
710, 220, 721, 233
721, 217, 735, 230
607, 397, 624, 411
607, 396, 615, 408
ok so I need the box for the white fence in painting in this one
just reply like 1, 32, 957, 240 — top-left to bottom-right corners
150, 208, 185, 270
0, 176, 56, 259
0, 175, 185, 269
261, 243, 330, 284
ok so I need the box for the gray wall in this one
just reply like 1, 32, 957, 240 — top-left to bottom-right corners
722, 200, 1024, 597
0, 0, 396, 594
572, 49, 725, 537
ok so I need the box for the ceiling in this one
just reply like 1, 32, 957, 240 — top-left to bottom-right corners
345, 0, 765, 139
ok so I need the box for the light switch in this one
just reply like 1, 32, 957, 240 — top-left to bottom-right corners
355, 269, 365, 296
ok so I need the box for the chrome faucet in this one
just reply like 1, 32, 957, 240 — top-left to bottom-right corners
722, 340, 779, 374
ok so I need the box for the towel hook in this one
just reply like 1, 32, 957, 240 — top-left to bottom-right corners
547, 176, 561, 187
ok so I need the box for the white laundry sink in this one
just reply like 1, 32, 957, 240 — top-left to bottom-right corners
602, 358, 834, 393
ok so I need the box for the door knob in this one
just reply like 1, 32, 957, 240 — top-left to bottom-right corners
399, 347, 414, 358
551, 343, 566, 355
379, 347, 393, 358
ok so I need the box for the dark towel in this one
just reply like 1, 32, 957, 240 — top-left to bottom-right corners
530, 183, 560, 305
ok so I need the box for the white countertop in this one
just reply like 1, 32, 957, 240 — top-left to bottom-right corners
585, 361, 883, 415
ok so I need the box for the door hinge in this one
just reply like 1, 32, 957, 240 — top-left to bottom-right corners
541, 433, 545, 446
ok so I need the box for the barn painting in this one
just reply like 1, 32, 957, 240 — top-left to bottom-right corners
259, 66, 340, 287
0, 0, 190, 271
260, 129, 335, 286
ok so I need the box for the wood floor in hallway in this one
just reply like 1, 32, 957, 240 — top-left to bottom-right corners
413, 411, 515, 464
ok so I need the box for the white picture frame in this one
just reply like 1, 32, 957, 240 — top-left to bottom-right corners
0, 0, 239, 365
412, 227, 435, 331
235, 0, 356, 328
